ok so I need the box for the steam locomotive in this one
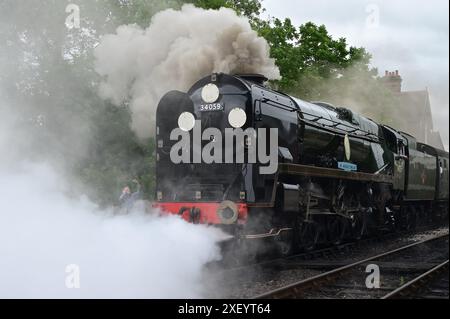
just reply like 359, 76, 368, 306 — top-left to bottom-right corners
153, 73, 449, 254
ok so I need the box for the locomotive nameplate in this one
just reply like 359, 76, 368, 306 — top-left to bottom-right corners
199, 103, 224, 112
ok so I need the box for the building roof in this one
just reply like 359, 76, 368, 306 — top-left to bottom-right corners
382, 71, 444, 150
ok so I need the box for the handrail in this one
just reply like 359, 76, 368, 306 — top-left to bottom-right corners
299, 118, 380, 143
258, 97, 382, 143
301, 110, 379, 139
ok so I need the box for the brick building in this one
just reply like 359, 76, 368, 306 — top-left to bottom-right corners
381, 70, 444, 149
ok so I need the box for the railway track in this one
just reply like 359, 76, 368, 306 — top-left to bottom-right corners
382, 260, 449, 299
420, 266, 450, 299
253, 232, 449, 299
210, 225, 447, 277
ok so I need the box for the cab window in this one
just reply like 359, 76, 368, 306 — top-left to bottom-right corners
397, 141, 406, 156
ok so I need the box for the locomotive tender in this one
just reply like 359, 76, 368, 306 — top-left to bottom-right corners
154, 73, 449, 252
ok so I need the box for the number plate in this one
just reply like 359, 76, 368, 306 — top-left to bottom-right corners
199, 103, 224, 112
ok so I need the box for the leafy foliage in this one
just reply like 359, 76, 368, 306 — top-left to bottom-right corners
192, 0, 263, 20
259, 19, 372, 92
257, 17, 398, 127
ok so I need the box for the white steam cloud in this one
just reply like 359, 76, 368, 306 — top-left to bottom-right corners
0, 103, 226, 299
1, 4, 277, 298
94, 4, 281, 139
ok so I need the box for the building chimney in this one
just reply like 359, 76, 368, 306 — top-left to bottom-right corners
382, 70, 403, 93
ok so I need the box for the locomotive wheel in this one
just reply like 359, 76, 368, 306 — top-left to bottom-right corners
415, 205, 424, 226
396, 199, 408, 231
350, 211, 367, 241
274, 230, 295, 257
418, 205, 430, 226
218, 237, 245, 267
402, 209, 412, 230
239, 238, 258, 264
327, 216, 347, 245
405, 206, 417, 230
298, 221, 319, 252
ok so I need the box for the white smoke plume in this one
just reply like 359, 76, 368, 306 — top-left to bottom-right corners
0, 102, 226, 299
94, 4, 281, 139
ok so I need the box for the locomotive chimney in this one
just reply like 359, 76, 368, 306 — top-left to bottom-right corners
382, 70, 403, 93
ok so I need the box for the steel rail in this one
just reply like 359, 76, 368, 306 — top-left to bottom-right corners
381, 259, 449, 299
214, 228, 401, 277
253, 233, 448, 299
212, 225, 447, 278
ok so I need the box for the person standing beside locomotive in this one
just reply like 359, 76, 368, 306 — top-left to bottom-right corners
118, 179, 142, 213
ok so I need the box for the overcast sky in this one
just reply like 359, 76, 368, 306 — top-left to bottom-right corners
264, 0, 449, 150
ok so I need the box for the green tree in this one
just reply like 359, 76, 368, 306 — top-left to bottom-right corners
0, 0, 158, 206
105, 0, 264, 27
193, 0, 263, 20
257, 18, 397, 126
258, 20, 373, 93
